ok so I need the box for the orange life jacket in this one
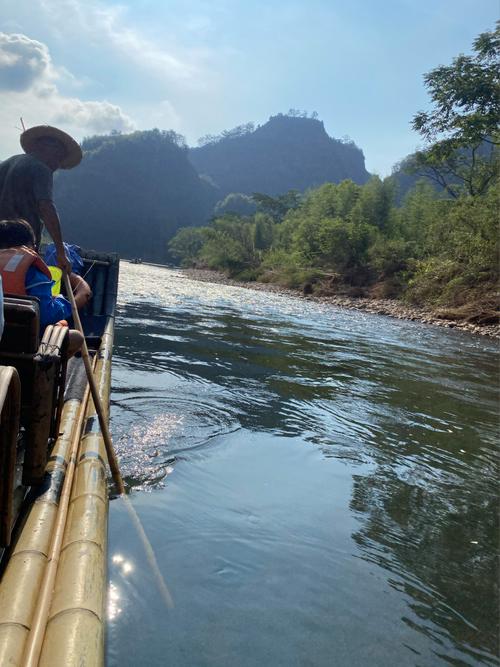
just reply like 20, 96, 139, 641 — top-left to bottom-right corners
0, 246, 53, 296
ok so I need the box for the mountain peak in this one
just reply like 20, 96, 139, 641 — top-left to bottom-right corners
190, 113, 369, 196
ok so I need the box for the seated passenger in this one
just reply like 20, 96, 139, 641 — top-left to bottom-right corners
0, 218, 92, 355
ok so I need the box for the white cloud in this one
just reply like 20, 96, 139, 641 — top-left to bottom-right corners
40, 0, 210, 89
0, 32, 53, 91
0, 31, 135, 157
53, 98, 134, 133
0, 0, 225, 151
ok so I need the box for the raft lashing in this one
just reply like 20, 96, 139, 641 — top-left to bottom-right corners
0, 250, 119, 666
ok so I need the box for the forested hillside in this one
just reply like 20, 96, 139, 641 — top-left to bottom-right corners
190, 113, 370, 196
55, 130, 217, 261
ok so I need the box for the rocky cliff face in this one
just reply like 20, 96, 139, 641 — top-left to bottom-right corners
190, 114, 370, 197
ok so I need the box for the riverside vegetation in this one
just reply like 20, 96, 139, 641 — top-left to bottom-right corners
170, 25, 499, 330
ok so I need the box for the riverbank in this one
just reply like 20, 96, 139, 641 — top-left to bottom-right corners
182, 268, 500, 338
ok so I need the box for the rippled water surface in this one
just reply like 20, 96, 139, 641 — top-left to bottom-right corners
107, 262, 499, 667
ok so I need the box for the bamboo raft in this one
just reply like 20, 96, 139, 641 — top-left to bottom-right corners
0, 250, 119, 666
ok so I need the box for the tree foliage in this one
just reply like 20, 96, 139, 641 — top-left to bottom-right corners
412, 23, 499, 146
169, 227, 208, 265
411, 22, 499, 197
170, 160, 498, 305
251, 190, 301, 221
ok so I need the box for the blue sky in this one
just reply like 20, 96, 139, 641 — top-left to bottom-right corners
0, 0, 497, 174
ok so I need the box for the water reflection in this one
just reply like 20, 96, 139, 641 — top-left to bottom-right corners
107, 582, 122, 622
108, 553, 136, 623
351, 466, 498, 662
112, 553, 135, 576
108, 263, 499, 667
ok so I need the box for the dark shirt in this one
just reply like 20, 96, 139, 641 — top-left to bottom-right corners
0, 154, 53, 248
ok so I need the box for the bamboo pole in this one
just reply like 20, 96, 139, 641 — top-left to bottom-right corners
21, 370, 93, 667
63, 273, 125, 495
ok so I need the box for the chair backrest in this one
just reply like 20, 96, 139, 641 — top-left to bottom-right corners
0, 297, 68, 486
0, 295, 40, 354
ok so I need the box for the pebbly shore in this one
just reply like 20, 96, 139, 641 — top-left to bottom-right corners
181, 268, 500, 338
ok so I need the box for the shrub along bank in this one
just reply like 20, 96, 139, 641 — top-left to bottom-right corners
169, 178, 499, 327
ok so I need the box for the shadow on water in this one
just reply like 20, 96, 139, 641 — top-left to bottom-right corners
108, 265, 499, 666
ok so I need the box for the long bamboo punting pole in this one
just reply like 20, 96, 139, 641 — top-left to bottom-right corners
63, 273, 125, 495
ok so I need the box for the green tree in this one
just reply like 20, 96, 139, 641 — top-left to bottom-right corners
292, 182, 361, 224
253, 213, 274, 251
406, 182, 499, 304
252, 191, 301, 222
200, 234, 251, 272
197, 214, 259, 274
316, 218, 373, 277
412, 23, 499, 197
396, 180, 446, 251
350, 176, 395, 230
334, 179, 362, 218
168, 226, 208, 265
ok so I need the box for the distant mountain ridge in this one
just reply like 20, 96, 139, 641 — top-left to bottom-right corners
190, 114, 370, 197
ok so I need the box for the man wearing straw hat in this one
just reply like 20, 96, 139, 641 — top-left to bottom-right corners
0, 125, 83, 274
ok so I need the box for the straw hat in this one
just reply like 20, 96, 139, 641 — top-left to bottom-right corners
20, 125, 82, 169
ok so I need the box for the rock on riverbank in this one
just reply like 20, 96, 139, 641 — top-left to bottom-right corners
182, 268, 500, 338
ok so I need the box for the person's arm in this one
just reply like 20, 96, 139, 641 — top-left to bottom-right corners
69, 273, 92, 309
37, 200, 72, 274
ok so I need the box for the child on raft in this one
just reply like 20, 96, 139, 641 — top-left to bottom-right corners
0, 218, 92, 355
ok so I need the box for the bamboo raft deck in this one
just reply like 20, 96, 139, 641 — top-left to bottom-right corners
0, 250, 119, 666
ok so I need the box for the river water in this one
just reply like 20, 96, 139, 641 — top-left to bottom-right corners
106, 262, 499, 667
